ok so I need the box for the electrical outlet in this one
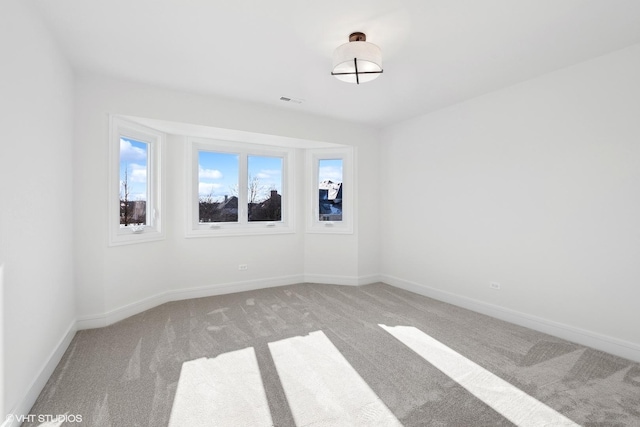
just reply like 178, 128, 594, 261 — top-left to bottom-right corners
238, 264, 248, 271
489, 282, 501, 290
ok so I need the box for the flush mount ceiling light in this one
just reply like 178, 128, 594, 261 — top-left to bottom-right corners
331, 32, 383, 84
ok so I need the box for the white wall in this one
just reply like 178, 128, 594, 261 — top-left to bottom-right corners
0, 0, 76, 418
73, 74, 380, 326
381, 44, 640, 360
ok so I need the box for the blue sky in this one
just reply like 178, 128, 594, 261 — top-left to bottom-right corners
119, 137, 148, 201
119, 144, 342, 203
199, 152, 282, 202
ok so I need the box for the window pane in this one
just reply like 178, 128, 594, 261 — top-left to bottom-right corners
247, 156, 282, 222
318, 159, 343, 221
199, 151, 239, 223
119, 137, 148, 226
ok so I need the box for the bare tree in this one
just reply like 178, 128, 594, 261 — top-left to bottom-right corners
229, 183, 238, 198
199, 187, 215, 204
199, 187, 217, 222
120, 166, 132, 226
247, 174, 267, 220
249, 175, 266, 204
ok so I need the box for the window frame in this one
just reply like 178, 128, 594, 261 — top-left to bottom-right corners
306, 147, 354, 234
185, 137, 295, 237
108, 116, 165, 246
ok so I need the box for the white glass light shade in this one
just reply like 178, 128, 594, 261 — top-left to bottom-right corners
332, 41, 382, 84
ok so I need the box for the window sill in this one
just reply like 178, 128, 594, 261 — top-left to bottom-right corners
109, 227, 165, 246
185, 223, 295, 238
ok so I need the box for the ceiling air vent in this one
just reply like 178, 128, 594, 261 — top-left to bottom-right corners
279, 96, 304, 104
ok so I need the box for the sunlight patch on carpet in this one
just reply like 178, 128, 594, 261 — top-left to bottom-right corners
380, 324, 580, 427
168, 348, 273, 427
269, 330, 402, 427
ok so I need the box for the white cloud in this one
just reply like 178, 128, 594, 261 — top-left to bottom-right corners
129, 163, 147, 183
120, 163, 147, 200
199, 182, 223, 196
319, 166, 342, 182
199, 166, 223, 180
120, 139, 147, 162
254, 168, 282, 181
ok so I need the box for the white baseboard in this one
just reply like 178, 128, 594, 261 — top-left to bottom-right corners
381, 274, 640, 363
304, 274, 381, 286
304, 274, 358, 286
2, 320, 77, 427
76, 274, 382, 330
357, 274, 383, 285
76, 274, 305, 330
166, 274, 305, 302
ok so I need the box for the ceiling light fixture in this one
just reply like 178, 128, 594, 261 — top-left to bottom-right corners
331, 32, 383, 84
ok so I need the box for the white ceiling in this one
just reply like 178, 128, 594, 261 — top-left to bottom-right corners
29, 0, 640, 128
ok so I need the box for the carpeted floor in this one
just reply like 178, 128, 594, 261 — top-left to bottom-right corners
26, 282, 640, 426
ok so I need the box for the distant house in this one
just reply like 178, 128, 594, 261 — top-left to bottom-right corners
199, 191, 282, 222
199, 195, 238, 222
219, 195, 238, 219
319, 180, 342, 221
250, 190, 282, 221
120, 200, 146, 225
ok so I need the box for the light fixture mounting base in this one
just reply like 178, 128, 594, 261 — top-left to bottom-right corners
349, 32, 366, 42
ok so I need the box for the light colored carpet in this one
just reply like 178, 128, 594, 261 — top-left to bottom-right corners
25, 282, 640, 426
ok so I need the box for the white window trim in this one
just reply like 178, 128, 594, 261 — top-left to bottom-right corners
306, 146, 354, 234
185, 137, 295, 238
108, 116, 165, 246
